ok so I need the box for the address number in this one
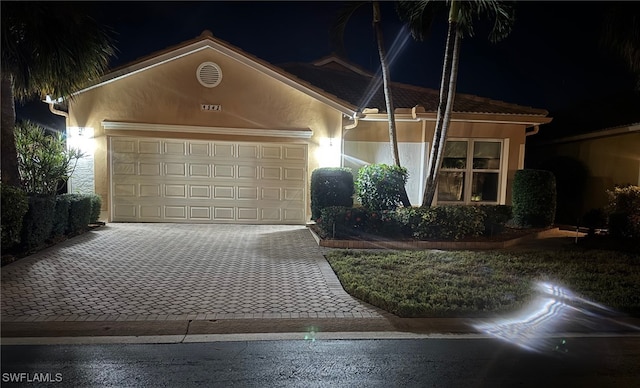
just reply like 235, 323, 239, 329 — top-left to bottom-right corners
201, 104, 222, 111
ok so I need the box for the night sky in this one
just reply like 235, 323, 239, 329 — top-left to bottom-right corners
16, 1, 638, 126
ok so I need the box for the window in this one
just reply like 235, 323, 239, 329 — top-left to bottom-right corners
437, 140, 502, 204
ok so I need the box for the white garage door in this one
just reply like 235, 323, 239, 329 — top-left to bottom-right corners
110, 137, 307, 224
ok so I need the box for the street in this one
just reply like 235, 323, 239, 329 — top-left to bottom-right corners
2, 336, 640, 387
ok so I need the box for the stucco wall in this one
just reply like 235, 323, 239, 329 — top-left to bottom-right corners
343, 120, 528, 205
536, 132, 640, 215
68, 48, 343, 221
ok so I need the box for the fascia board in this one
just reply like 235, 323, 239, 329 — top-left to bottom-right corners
102, 121, 313, 139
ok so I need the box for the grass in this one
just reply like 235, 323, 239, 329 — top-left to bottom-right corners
325, 247, 640, 318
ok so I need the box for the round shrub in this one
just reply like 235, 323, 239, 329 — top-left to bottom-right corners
356, 164, 408, 211
1, 184, 29, 250
512, 169, 556, 227
61, 194, 93, 235
89, 194, 102, 223
310, 167, 354, 220
606, 185, 640, 240
50, 195, 71, 238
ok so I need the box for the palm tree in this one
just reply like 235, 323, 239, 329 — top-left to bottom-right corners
397, 0, 515, 207
1, 2, 115, 187
332, 1, 411, 206
600, 3, 640, 90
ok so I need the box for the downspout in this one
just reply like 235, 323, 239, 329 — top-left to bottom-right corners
525, 125, 540, 136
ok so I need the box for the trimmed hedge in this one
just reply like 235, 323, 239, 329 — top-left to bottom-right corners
20, 195, 56, 251
89, 194, 102, 223
317, 206, 402, 239
512, 169, 556, 227
62, 194, 93, 235
50, 195, 71, 238
1, 184, 29, 250
395, 206, 486, 240
476, 205, 512, 236
356, 164, 408, 211
310, 167, 354, 220
318, 205, 486, 241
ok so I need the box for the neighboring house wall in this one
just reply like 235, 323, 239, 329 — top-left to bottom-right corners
68, 48, 343, 222
343, 119, 527, 206
530, 127, 640, 219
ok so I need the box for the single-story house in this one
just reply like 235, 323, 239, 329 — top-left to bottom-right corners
55, 31, 551, 224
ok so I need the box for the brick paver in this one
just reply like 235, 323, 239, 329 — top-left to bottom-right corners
1, 224, 382, 322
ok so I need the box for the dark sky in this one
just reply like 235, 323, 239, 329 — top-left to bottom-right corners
84, 0, 636, 114
17, 1, 638, 126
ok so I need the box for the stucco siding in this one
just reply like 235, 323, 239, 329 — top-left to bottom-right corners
68, 48, 343, 221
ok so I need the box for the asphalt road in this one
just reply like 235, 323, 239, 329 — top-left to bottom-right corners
2, 337, 640, 387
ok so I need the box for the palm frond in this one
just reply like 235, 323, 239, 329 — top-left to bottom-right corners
1, 2, 116, 102
396, 0, 445, 41
330, 1, 368, 58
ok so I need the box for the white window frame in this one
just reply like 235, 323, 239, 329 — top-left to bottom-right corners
436, 138, 505, 205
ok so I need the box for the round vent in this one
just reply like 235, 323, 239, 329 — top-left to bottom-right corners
196, 62, 222, 88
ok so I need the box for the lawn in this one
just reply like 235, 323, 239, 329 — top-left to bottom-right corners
325, 248, 640, 318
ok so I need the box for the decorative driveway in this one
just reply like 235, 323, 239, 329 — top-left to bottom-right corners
1, 224, 382, 322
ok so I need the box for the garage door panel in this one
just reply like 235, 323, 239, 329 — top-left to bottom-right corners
165, 206, 187, 219
237, 187, 258, 200
214, 186, 234, 199
113, 162, 136, 175
238, 145, 258, 159
261, 166, 281, 180
214, 165, 235, 178
284, 167, 304, 181
164, 141, 186, 155
140, 184, 160, 197
165, 163, 186, 176
238, 207, 259, 221
238, 165, 258, 179
140, 163, 161, 176
190, 185, 211, 199
140, 205, 162, 219
139, 140, 161, 154
111, 137, 306, 224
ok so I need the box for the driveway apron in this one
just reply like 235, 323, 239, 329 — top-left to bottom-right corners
1, 224, 382, 322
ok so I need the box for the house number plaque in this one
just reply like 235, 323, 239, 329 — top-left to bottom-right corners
201, 104, 222, 111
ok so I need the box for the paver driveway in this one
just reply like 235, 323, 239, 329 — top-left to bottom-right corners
1, 224, 382, 322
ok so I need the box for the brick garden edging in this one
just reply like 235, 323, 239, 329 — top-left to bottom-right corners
307, 226, 561, 250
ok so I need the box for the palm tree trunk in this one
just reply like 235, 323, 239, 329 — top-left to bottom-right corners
373, 1, 411, 207
1, 73, 20, 187
421, 4, 461, 207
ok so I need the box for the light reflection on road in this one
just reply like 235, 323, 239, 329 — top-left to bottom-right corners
473, 281, 640, 353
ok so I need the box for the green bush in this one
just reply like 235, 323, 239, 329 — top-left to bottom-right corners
64, 194, 92, 235
310, 167, 354, 220
89, 194, 102, 223
15, 120, 83, 195
476, 205, 512, 236
606, 185, 640, 239
395, 206, 486, 240
356, 164, 408, 211
1, 184, 29, 250
512, 169, 556, 227
51, 195, 71, 238
20, 195, 56, 250
316, 206, 402, 239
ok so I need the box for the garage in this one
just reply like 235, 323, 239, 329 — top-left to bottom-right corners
110, 137, 307, 224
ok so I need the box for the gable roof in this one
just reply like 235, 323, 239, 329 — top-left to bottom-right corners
75, 32, 549, 122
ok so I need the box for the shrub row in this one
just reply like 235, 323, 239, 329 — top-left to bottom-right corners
317, 205, 512, 241
0, 188, 103, 253
310, 167, 354, 220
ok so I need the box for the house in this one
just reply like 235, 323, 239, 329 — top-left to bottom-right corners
526, 91, 640, 224
55, 31, 551, 224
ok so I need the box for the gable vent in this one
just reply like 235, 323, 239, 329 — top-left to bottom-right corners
197, 62, 222, 88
